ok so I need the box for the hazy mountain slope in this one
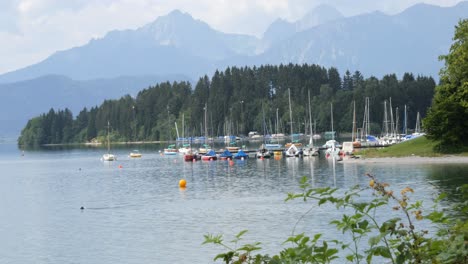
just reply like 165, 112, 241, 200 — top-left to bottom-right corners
0, 74, 189, 136
260, 2, 468, 77
0, 10, 258, 83
261, 4, 344, 50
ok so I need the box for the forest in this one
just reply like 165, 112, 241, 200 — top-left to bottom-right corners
18, 64, 435, 146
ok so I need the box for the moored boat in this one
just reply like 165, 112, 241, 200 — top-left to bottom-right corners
256, 146, 271, 159
184, 149, 198, 161
285, 144, 301, 157
219, 149, 233, 160
234, 150, 249, 160
129, 150, 142, 158
102, 121, 116, 161
178, 144, 191, 155
201, 150, 217, 161
164, 144, 178, 155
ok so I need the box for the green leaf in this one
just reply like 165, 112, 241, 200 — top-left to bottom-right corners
368, 234, 381, 247
236, 230, 248, 239
373, 246, 392, 258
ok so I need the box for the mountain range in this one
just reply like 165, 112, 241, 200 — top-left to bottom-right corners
0, 2, 467, 136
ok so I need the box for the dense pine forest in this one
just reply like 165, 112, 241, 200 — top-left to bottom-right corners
18, 64, 435, 146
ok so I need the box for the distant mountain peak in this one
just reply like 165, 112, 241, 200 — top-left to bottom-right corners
143, 9, 202, 31
296, 4, 344, 31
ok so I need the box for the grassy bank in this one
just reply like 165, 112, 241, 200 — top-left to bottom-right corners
359, 136, 468, 158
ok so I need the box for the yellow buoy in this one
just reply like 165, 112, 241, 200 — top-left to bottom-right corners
179, 179, 187, 188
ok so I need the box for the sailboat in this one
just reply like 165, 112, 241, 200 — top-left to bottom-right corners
303, 90, 319, 156
358, 97, 379, 146
265, 108, 283, 150
325, 103, 341, 160
178, 114, 191, 155
256, 104, 272, 159
128, 105, 141, 158
164, 108, 178, 155
102, 121, 116, 161
285, 89, 302, 154
198, 103, 212, 155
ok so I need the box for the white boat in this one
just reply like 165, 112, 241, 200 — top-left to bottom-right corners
256, 148, 272, 159
285, 144, 301, 157
285, 88, 303, 148
178, 144, 191, 155
256, 106, 272, 159
102, 121, 116, 161
322, 140, 341, 149
312, 134, 321, 140
102, 153, 116, 161
325, 103, 341, 159
129, 150, 142, 158
164, 144, 178, 155
303, 90, 319, 157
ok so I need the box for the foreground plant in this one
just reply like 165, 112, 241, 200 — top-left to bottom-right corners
204, 175, 468, 263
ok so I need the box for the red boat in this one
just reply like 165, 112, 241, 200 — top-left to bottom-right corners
183, 150, 199, 161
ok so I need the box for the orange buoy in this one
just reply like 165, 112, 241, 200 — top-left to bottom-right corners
229, 160, 234, 166
118, 165, 123, 169
179, 179, 187, 188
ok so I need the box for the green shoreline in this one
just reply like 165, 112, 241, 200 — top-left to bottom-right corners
40, 141, 167, 147
358, 136, 468, 157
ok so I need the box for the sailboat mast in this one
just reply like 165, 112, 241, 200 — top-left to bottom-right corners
389, 97, 395, 137
415, 112, 421, 133
352, 100, 356, 142
404, 104, 408, 135
331, 102, 334, 141
107, 121, 110, 154
395, 107, 399, 138
276, 108, 279, 135
204, 103, 208, 144
308, 90, 313, 146
366, 97, 370, 137
383, 100, 388, 136
288, 88, 293, 141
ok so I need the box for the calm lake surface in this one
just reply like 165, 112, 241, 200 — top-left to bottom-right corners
0, 141, 467, 263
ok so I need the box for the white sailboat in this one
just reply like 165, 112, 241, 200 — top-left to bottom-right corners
178, 114, 191, 155
285, 89, 302, 153
303, 90, 319, 156
325, 103, 341, 159
102, 121, 116, 161
256, 105, 272, 159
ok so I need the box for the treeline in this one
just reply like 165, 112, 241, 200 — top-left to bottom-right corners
18, 64, 435, 146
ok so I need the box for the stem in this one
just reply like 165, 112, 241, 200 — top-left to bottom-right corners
352, 233, 360, 264
361, 210, 396, 264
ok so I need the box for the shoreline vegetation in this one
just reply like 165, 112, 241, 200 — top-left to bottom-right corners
17, 64, 436, 147
347, 136, 468, 163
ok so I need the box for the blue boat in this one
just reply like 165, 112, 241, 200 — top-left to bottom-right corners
219, 149, 233, 160
202, 150, 217, 161
234, 150, 249, 159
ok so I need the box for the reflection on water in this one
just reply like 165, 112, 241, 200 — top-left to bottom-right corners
0, 143, 467, 263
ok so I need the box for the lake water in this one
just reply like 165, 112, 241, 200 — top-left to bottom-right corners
0, 142, 467, 263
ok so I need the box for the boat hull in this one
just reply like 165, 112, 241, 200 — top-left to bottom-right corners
102, 154, 116, 161
201, 156, 217, 161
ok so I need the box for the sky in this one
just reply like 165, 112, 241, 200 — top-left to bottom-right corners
0, 0, 463, 75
